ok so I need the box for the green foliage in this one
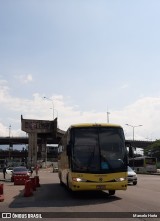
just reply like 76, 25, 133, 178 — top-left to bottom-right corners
144, 139, 160, 159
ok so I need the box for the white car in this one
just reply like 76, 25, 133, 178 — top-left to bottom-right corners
127, 166, 137, 185
6, 167, 14, 175
53, 165, 58, 172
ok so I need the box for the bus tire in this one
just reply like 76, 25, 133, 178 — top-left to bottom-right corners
133, 181, 137, 185
67, 175, 70, 189
67, 175, 72, 192
108, 190, 115, 195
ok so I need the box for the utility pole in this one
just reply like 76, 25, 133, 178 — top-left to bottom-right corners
9, 124, 11, 160
107, 107, 110, 123
43, 96, 54, 120
9, 124, 11, 137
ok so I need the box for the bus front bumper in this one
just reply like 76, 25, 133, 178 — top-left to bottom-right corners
69, 180, 127, 191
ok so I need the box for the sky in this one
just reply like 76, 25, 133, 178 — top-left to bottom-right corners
0, 0, 160, 143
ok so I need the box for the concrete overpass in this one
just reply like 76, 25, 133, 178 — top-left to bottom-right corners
0, 129, 65, 145
0, 135, 154, 149
125, 139, 154, 149
0, 115, 155, 167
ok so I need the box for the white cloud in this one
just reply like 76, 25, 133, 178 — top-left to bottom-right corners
120, 83, 129, 89
0, 123, 9, 136
111, 97, 160, 140
0, 80, 10, 101
0, 83, 160, 142
14, 74, 33, 84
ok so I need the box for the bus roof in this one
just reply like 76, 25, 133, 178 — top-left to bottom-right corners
69, 123, 122, 129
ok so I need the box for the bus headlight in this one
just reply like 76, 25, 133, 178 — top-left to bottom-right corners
115, 177, 126, 182
72, 177, 87, 182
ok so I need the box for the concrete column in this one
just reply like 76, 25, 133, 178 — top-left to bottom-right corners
28, 133, 37, 167
41, 138, 47, 168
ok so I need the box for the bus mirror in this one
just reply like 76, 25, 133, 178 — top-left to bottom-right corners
66, 144, 71, 156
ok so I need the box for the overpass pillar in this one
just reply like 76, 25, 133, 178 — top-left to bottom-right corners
41, 138, 47, 168
28, 133, 37, 167
21, 115, 57, 168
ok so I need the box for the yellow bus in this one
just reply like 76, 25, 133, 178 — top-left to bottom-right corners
58, 123, 131, 195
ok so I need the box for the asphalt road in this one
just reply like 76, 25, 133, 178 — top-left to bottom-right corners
0, 169, 160, 221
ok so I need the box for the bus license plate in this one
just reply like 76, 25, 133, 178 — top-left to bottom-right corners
96, 185, 106, 190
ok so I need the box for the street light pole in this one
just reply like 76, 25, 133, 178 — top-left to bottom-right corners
9, 124, 11, 137
9, 124, 11, 160
125, 124, 143, 140
43, 97, 54, 120
50, 108, 58, 119
107, 111, 110, 123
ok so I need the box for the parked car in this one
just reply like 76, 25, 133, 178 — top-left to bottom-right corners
127, 166, 137, 185
11, 166, 31, 182
6, 167, 14, 175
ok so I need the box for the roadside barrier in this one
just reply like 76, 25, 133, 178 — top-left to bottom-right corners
30, 177, 36, 191
14, 175, 30, 185
0, 183, 4, 202
34, 176, 40, 187
24, 180, 33, 197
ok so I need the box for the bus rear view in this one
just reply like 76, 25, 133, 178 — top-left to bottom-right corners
58, 123, 128, 195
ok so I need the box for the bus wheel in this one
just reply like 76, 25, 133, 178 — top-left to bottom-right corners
67, 175, 70, 189
133, 181, 137, 185
66, 176, 71, 191
108, 190, 115, 195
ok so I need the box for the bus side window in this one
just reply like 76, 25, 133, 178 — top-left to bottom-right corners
66, 144, 71, 156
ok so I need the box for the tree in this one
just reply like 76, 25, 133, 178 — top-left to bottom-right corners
144, 140, 160, 159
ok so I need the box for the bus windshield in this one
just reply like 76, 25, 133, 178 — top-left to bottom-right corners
71, 127, 126, 173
